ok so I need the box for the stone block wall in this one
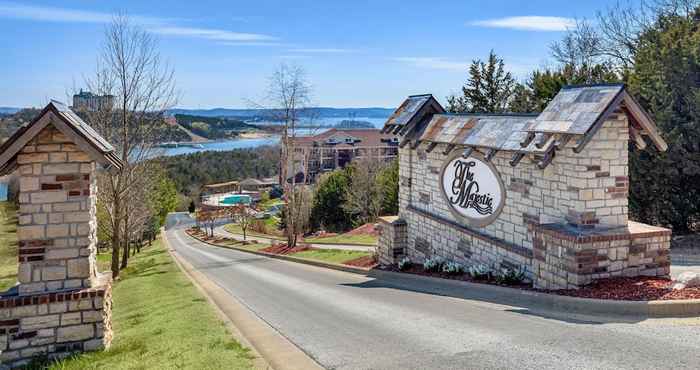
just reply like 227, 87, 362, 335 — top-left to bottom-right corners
0, 280, 112, 366
15, 125, 98, 296
531, 221, 671, 289
376, 216, 407, 265
387, 112, 670, 289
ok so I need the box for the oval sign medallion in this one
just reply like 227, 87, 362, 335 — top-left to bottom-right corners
440, 152, 506, 227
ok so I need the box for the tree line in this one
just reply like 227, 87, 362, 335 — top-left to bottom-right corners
446, 0, 700, 232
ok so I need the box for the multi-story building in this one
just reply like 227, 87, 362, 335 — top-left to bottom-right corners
287, 128, 399, 183
72, 90, 115, 111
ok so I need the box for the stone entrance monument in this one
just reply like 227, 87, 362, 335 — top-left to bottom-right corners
0, 101, 122, 367
378, 84, 672, 290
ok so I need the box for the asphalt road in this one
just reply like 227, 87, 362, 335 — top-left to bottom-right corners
166, 213, 700, 370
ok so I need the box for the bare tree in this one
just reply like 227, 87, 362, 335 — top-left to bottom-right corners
343, 157, 385, 226
229, 204, 256, 240
264, 64, 313, 248
85, 15, 177, 278
553, 0, 700, 71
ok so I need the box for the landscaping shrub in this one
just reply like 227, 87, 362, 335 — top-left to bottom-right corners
422, 256, 445, 273
250, 220, 268, 234
441, 261, 465, 275
397, 257, 412, 271
495, 265, 527, 285
468, 263, 493, 281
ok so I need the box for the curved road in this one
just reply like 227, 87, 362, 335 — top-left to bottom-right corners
166, 213, 700, 369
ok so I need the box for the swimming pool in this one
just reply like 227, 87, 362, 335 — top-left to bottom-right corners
219, 194, 252, 206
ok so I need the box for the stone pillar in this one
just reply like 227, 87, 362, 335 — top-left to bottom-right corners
377, 216, 407, 266
1, 124, 112, 366
15, 125, 98, 296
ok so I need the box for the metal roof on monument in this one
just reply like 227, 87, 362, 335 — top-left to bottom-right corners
384, 84, 668, 168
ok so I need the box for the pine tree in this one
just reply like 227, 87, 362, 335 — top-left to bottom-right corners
447, 50, 515, 113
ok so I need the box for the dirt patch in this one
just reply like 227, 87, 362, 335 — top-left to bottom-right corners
343, 255, 378, 268
551, 276, 700, 301
261, 243, 312, 255
346, 223, 378, 236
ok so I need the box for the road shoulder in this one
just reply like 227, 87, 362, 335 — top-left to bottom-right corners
163, 230, 325, 370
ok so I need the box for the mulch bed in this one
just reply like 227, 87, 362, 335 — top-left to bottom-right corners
383, 265, 700, 301
343, 255, 378, 268
551, 276, 700, 301
260, 243, 312, 255
346, 223, 378, 237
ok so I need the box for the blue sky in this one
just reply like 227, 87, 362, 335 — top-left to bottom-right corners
0, 1, 615, 109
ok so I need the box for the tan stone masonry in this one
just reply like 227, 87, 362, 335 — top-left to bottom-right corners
379, 99, 671, 290
0, 101, 118, 368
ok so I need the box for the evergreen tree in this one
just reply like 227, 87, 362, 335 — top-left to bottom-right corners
447, 50, 516, 113
310, 168, 355, 232
627, 9, 700, 231
377, 159, 399, 215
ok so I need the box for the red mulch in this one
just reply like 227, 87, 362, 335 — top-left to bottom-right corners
261, 243, 312, 255
343, 255, 378, 268
385, 265, 700, 301
551, 276, 700, 301
346, 223, 378, 236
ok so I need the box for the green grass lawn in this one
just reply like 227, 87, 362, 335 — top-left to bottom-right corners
258, 198, 284, 210
304, 233, 377, 246
290, 249, 371, 264
52, 239, 253, 370
224, 223, 285, 241
0, 202, 18, 292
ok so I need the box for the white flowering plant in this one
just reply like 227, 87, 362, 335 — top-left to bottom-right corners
468, 263, 493, 280
422, 256, 446, 273
397, 257, 413, 271
441, 261, 465, 275
495, 265, 527, 285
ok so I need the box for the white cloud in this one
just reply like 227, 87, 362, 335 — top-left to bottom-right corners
151, 26, 276, 42
470, 16, 575, 31
392, 57, 468, 71
0, 1, 161, 24
0, 2, 277, 42
287, 48, 356, 54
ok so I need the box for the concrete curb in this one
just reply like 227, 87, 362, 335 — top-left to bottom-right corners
163, 231, 325, 370
219, 227, 377, 249
190, 232, 374, 275
186, 231, 700, 319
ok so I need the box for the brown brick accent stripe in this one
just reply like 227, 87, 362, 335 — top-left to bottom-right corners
526, 221, 671, 243
408, 205, 533, 259
0, 287, 106, 309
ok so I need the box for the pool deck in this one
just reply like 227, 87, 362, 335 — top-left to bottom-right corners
203, 191, 256, 207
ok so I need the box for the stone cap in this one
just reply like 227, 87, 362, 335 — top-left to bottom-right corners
378, 215, 406, 225
529, 220, 671, 243
0, 100, 123, 176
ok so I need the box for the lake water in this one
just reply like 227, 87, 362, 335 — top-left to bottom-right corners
160, 116, 388, 157
0, 182, 7, 201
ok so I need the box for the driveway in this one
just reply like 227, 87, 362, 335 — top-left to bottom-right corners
165, 214, 700, 370
214, 225, 376, 252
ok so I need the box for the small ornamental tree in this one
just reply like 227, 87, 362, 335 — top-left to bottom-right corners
229, 205, 256, 240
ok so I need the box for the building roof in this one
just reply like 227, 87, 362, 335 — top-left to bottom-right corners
0, 100, 123, 176
203, 180, 239, 189
240, 177, 278, 186
385, 84, 667, 168
289, 128, 398, 149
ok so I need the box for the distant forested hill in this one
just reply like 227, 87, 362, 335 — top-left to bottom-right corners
174, 114, 258, 139
168, 107, 395, 119
159, 146, 280, 197
0, 108, 40, 142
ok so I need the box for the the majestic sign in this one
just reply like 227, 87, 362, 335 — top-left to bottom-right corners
440, 152, 505, 227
